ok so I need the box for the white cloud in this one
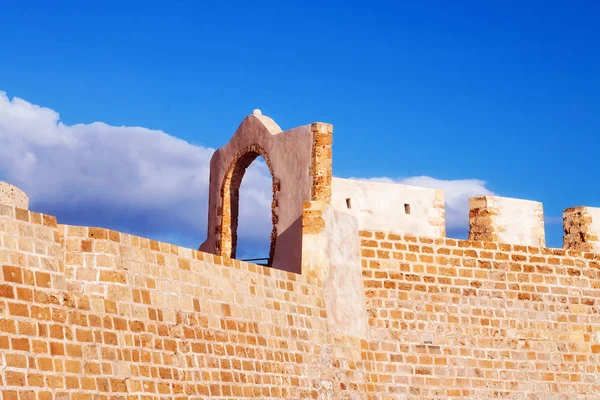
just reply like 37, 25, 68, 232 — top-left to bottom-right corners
0, 91, 272, 253
0, 91, 495, 254
544, 216, 562, 225
359, 176, 495, 234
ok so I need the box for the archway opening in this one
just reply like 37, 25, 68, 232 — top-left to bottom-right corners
219, 147, 277, 266
236, 157, 273, 265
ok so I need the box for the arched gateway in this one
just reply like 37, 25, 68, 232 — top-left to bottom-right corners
199, 110, 333, 273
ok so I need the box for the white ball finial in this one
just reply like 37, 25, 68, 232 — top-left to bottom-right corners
252, 109, 262, 116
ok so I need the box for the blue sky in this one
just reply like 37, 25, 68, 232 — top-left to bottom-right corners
1, 1, 599, 253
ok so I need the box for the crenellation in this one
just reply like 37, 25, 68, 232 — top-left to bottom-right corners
469, 195, 545, 247
1, 111, 600, 398
563, 206, 600, 253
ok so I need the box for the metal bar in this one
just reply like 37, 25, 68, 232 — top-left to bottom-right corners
240, 257, 269, 262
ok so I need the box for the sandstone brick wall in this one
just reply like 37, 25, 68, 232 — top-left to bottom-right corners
0, 204, 364, 399
360, 230, 600, 398
2, 199, 600, 399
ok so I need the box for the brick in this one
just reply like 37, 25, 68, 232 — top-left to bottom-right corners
15, 208, 29, 222
5, 371, 26, 386
35, 271, 52, 288
8, 302, 29, 317
0, 283, 14, 298
3, 265, 23, 283
11, 337, 30, 351
99, 271, 126, 284
88, 228, 108, 239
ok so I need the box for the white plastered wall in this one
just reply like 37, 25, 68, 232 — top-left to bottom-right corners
330, 177, 445, 237
485, 196, 545, 247
588, 208, 600, 251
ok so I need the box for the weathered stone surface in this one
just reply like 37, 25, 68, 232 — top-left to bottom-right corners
0, 181, 28, 209
564, 206, 600, 252
469, 196, 545, 246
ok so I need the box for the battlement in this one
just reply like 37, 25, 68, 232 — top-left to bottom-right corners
468, 196, 545, 247
197, 111, 598, 272
1, 111, 600, 398
564, 206, 600, 253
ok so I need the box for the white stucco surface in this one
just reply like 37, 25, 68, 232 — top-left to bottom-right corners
323, 204, 367, 339
331, 177, 445, 237
301, 201, 368, 338
482, 196, 545, 247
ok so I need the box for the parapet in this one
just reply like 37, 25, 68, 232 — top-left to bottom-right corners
0, 181, 29, 209
331, 177, 445, 237
469, 196, 545, 247
563, 206, 600, 252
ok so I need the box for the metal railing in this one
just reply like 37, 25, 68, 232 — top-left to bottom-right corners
240, 257, 269, 266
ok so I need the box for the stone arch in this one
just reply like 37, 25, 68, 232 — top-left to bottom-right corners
218, 144, 279, 265
199, 110, 333, 273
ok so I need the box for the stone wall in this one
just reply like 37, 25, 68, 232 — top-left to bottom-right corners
0, 203, 365, 399
331, 178, 445, 238
0, 181, 29, 209
2, 197, 600, 399
360, 230, 600, 398
564, 206, 600, 253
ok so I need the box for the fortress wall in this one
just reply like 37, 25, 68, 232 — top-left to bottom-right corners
360, 230, 600, 398
3, 195, 600, 398
3, 101, 600, 399
0, 205, 367, 399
